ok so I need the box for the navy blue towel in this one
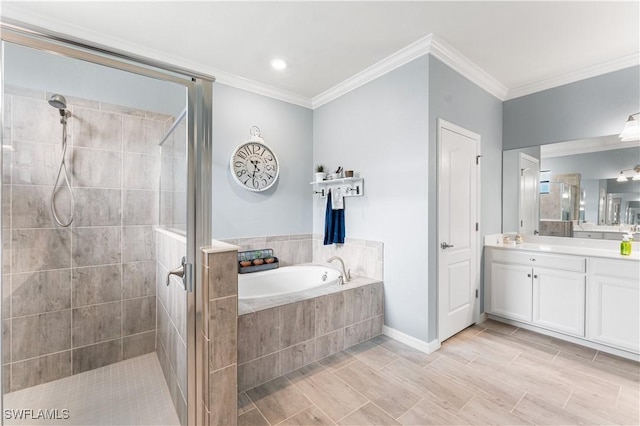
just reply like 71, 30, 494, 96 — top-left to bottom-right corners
323, 190, 345, 245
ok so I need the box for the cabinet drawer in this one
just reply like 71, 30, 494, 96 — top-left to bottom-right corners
591, 258, 640, 281
491, 249, 585, 273
602, 233, 624, 241
574, 231, 603, 239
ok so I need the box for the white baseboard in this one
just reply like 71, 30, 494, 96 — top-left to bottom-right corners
382, 326, 440, 354
487, 314, 640, 362
477, 313, 488, 324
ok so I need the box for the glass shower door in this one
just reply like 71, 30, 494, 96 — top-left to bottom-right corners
0, 30, 212, 426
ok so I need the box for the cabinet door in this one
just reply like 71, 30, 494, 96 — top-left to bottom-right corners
490, 263, 532, 322
589, 276, 640, 353
533, 268, 585, 337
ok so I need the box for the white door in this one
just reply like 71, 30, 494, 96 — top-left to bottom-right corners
519, 153, 539, 235
438, 120, 480, 342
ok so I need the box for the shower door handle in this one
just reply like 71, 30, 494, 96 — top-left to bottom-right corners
166, 256, 192, 291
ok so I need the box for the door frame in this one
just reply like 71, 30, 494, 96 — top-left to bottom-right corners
0, 23, 213, 426
436, 119, 481, 343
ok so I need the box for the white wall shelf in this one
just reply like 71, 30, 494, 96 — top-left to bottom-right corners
311, 177, 364, 198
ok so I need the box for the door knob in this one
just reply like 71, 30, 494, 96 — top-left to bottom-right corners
441, 242, 454, 249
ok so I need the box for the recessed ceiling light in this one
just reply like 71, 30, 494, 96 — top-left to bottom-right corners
270, 58, 287, 71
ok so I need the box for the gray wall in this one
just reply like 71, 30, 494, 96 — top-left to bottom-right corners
4, 42, 185, 117
428, 56, 503, 340
504, 66, 640, 149
212, 84, 313, 239
541, 147, 640, 180
313, 57, 430, 341
540, 147, 640, 225
313, 55, 503, 344
608, 179, 640, 194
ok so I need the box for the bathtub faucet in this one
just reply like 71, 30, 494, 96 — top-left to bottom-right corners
326, 256, 351, 283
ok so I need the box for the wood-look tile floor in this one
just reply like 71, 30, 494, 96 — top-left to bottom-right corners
238, 320, 640, 426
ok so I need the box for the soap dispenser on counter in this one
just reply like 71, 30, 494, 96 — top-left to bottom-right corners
620, 235, 632, 256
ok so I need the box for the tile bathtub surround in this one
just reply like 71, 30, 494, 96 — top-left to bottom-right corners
2, 86, 173, 392
313, 235, 384, 281
220, 234, 313, 266
219, 234, 383, 280
238, 281, 383, 392
202, 241, 239, 426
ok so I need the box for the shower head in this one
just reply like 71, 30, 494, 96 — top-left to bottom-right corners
48, 94, 67, 110
48, 94, 71, 122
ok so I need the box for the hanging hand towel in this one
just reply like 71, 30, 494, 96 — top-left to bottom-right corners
331, 187, 344, 210
324, 190, 345, 245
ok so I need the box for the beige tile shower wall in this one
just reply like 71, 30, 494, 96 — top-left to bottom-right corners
159, 118, 187, 232
220, 234, 313, 266
237, 281, 383, 392
539, 220, 574, 237
313, 236, 384, 280
1, 86, 171, 393
156, 229, 188, 426
202, 242, 238, 426
540, 173, 581, 221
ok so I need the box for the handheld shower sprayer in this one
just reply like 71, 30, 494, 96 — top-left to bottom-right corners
48, 94, 75, 227
48, 94, 71, 124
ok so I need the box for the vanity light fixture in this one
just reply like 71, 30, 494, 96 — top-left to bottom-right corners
619, 112, 640, 141
616, 165, 640, 182
270, 58, 287, 71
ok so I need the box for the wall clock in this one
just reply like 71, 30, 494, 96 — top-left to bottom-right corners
230, 126, 279, 192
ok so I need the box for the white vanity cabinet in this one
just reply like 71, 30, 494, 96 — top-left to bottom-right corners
490, 263, 533, 322
486, 249, 586, 336
588, 258, 640, 353
533, 268, 585, 336
485, 242, 640, 357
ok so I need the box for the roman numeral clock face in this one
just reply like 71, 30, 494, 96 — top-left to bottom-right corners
230, 142, 279, 191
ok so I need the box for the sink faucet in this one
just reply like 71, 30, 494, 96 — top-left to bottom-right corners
326, 256, 351, 283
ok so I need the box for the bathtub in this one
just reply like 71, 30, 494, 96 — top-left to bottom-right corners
238, 265, 342, 300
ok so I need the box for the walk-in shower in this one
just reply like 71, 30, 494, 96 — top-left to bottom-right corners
0, 36, 211, 426
48, 93, 75, 227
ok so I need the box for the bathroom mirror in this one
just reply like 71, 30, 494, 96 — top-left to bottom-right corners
502, 134, 640, 239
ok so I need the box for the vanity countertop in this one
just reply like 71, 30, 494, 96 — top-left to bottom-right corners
484, 235, 640, 261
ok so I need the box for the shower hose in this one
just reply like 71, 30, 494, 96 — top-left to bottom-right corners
51, 117, 75, 227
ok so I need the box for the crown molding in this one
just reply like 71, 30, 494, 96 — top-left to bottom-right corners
428, 35, 508, 101
311, 34, 434, 109
311, 34, 509, 108
0, 7, 314, 109
3, 4, 636, 110
213, 71, 312, 109
506, 53, 640, 101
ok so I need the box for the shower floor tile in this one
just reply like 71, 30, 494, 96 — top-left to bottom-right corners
3, 352, 180, 426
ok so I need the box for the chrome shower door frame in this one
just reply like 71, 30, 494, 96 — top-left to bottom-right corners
0, 22, 213, 426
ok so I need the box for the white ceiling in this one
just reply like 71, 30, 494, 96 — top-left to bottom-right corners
2, 1, 639, 108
